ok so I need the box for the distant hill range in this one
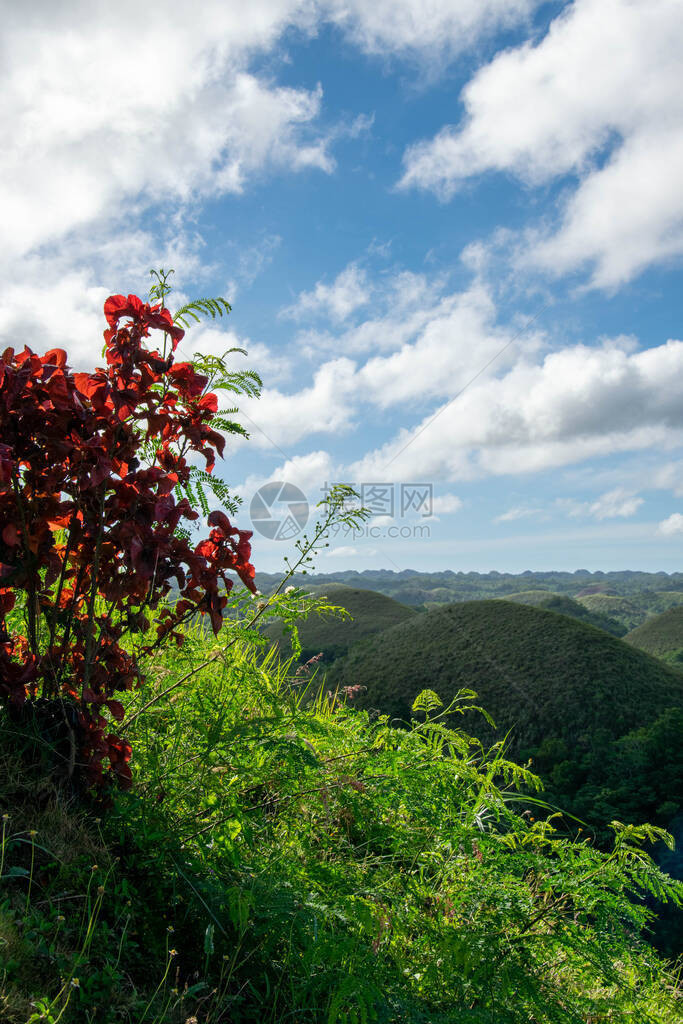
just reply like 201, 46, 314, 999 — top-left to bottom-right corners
255, 569, 683, 631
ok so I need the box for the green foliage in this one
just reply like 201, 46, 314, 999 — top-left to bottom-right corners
172, 297, 233, 330
2, 649, 682, 1023
327, 599, 683, 836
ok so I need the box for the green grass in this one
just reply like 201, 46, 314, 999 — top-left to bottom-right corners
626, 606, 683, 666
502, 590, 626, 636
1, 625, 683, 1023
261, 584, 417, 663
327, 600, 683, 836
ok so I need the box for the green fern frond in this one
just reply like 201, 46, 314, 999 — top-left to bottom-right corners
209, 417, 249, 438
215, 369, 262, 398
173, 297, 232, 329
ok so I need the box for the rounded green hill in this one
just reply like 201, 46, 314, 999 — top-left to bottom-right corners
626, 605, 683, 666
503, 590, 626, 636
263, 583, 416, 663
328, 600, 683, 831
330, 600, 683, 750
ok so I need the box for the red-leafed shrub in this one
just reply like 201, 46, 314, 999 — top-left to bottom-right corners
0, 294, 256, 789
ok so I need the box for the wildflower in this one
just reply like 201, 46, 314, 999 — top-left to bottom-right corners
257, 600, 267, 610
342, 684, 367, 701
167, 925, 175, 934
29, 829, 37, 838
169, 948, 178, 957
285, 585, 296, 594
70, 978, 80, 989
2, 814, 8, 822
56, 915, 65, 923
97, 885, 105, 895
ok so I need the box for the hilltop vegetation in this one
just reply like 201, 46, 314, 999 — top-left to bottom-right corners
327, 600, 683, 837
502, 590, 626, 636
261, 584, 416, 662
627, 605, 683, 666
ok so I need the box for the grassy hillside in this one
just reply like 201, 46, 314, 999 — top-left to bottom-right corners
503, 590, 626, 636
3, 633, 682, 1022
262, 583, 417, 662
575, 592, 644, 631
328, 600, 683, 834
577, 591, 683, 632
626, 605, 683, 666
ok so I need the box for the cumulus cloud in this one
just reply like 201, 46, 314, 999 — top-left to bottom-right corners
236, 276, 547, 449
353, 281, 537, 407
236, 449, 336, 502
659, 513, 683, 536
0, 1, 335, 263
325, 0, 538, 60
347, 334, 683, 482
281, 263, 371, 322
237, 357, 358, 449
399, 0, 683, 287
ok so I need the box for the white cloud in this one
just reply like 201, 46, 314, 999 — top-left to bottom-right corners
651, 461, 683, 498
559, 488, 644, 521
177, 325, 292, 385
326, 0, 538, 60
281, 263, 371, 322
298, 270, 449, 357
354, 281, 537, 407
237, 357, 358, 448
0, 224, 211, 365
325, 545, 366, 557
432, 493, 463, 515
400, 0, 683, 287
236, 449, 336, 503
659, 513, 683, 536
348, 335, 683, 483
494, 506, 543, 523
1, 2, 333, 263
233, 277, 546, 450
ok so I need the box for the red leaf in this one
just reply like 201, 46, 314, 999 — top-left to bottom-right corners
105, 699, 125, 722
42, 348, 68, 369
2, 524, 20, 547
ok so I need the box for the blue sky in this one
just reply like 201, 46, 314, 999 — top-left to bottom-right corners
2, 0, 683, 573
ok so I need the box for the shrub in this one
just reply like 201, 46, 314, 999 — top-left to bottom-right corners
0, 293, 256, 789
